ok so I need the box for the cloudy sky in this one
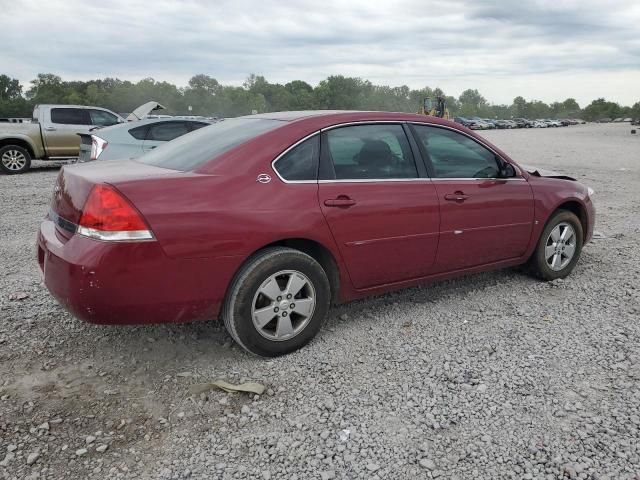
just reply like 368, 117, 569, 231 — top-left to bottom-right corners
1, 0, 639, 106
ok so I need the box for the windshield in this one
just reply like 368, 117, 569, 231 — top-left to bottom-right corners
137, 117, 283, 171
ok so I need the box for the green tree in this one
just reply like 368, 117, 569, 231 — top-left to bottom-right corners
458, 89, 487, 117
583, 98, 621, 121
0, 75, 22, 100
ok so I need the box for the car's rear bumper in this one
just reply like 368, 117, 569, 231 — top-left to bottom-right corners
37, 218, 241, 325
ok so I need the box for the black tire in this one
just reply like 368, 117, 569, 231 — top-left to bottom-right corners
222, 247, 331, 357
0, 145, 32, 174
529, 210, 584, 281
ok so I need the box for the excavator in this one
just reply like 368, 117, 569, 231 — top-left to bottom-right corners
419, 95, 450, 120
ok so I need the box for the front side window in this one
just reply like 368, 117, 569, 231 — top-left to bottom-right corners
273, 135, 319, 181
50, 108, 90, 125
325, 124, 418, 180
90, 109, 119, 127
147, 121, 190, 141
412, 125, 500, 178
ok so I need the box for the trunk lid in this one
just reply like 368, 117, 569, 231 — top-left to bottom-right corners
50, 160, 179, 230
125, 101, 166, 121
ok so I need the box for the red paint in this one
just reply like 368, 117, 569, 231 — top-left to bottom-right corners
37, 111, 595, 325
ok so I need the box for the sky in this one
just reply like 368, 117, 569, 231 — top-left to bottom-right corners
1, 0, 639, 107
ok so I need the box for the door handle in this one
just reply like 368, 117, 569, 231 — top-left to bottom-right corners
44, 126, 56, 131
324, 196, 356, 207
444, 191, 470, 202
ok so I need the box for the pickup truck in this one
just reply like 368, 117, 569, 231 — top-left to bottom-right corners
0, 102, 164, 174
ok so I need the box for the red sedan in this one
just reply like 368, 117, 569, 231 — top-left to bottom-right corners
38, 111, 595, 356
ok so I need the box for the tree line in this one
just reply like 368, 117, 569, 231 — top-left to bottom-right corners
1, 73, 638, 121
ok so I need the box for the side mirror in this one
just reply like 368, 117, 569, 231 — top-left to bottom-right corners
499, 163, 516, 178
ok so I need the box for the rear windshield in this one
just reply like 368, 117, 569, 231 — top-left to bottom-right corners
137, 117, 283, 171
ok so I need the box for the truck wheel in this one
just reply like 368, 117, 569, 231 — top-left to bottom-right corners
0, 145, 32, 174
223, 247, 331, 357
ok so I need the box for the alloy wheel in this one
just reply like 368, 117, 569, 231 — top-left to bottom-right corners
251, 270, 316, 341
545, 222, 576, 271
1, 149, 27, 171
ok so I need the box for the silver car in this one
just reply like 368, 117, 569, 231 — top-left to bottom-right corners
77, 117, 212, 162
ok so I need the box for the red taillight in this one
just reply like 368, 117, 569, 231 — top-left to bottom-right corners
77, 185, 153, 241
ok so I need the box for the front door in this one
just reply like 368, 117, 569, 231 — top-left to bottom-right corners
410, 124, 534, 272
318, 123, 440, 289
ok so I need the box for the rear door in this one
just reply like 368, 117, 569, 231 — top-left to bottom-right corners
44, 108, 91, 156
142, 121, 192, 153
318, 123, 440, 289
410, 124, 534, 272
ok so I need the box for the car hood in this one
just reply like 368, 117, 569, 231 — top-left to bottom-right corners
521, 164, 576, 181
126, 101, 166, 121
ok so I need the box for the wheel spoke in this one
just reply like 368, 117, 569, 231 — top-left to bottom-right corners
253, 306, 277, 329
560, 226, 574, 242
551, 253, 561, 269
259, 277, 283, 301
285, 273, 307, 297
545, 244, 556, 260
550, 227, 561, 242
276, 315, 294, 338
291, 298, 314, 317
563, 243, 575, 259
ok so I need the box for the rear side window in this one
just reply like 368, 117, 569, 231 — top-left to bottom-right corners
147, 121, 190, 141
50, 108, 90, 125
325, 124, 418, 180
129, 125, 149, 140
273, 135, 319, 181
138, 118, 283, 171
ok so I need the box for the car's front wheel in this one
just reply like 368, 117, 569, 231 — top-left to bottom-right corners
222, 247, 331, 357
529, 210, 584, 280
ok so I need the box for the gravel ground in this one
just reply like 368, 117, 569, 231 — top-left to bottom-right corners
1, 123, 639, 480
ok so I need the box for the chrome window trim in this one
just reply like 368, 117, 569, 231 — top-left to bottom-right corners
430, 177, 527, 182
270, 131, 321, 184
320, 120, 410, 131
318, 178, 432, 184
408, 121, 526, 179
270, 120, 526, 185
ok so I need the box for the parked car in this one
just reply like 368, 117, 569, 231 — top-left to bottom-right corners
532, 120, 548, 128
470, 117, 494, 129
0, 102, 164, 174
513, 118, 533, 128
38, 111, 595, 357
598, 118, 612, 123
77, 117, 213, 162
493, 120, 511, 129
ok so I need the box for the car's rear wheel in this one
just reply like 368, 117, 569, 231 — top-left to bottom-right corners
222, 247, 331, 357
0, 145, 31, 174
529, 210, 583, 280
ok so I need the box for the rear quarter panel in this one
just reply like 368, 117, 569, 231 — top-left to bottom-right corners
0, 123, 46, 158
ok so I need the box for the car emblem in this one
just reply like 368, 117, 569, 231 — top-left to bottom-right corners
256, 173, 271, 184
